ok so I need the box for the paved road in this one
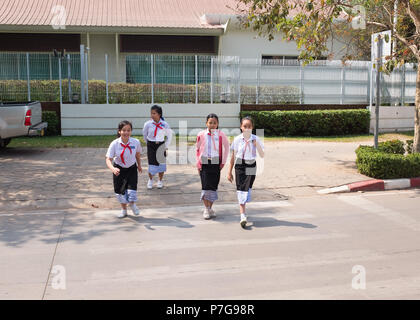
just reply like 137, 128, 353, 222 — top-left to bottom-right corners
1, 189, 419, 299
0, 141, 368, 212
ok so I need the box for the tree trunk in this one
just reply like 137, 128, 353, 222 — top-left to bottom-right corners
414, 59, 420, 153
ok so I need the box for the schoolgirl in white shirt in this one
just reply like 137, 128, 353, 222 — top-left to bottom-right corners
196, 113, 230, 220
106, 120, 142, 218
227, 116, 264, 228
142, 105, 173, 189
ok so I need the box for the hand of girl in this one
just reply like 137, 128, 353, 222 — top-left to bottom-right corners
112, 167, 120, 176
138, 166, 143, 174
252, 140, 257, 147
227, 172, 233, 183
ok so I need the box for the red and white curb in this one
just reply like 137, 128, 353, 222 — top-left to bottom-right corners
318, 177, 420, 194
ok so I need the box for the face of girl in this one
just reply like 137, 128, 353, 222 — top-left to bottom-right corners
206, 118, 218, 131
151, 110, 161, 122
119, 124, 132, 141
241, 119, 253, 136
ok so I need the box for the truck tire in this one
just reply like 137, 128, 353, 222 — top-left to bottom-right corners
0, 138, 11, 149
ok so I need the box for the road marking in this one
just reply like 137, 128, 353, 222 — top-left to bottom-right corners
89, 232, 347, 254
220, 276, 420, 300
87, 249, 405, 283
337, 195, 420, 231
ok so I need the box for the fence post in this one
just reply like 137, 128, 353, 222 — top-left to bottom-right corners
85, 52, 89, 103
400, 64, 406, 106
299, 61, 304, 104
210, 56, 214, 104
237, 57, 241, 104
340, 65, 345, 104
182, 56, 185, 103
67, 54, 72, 102
105, 54, 109, 104
26, 53, 31, 102
367, 62, 371, 106
58, 57, 63, 105
80, 45, 85, 104
17, 54, 21, 80
195, 55, 198, 104
49, 54, 52, 80
256, 58, 260, 104
151, 54, 154, 104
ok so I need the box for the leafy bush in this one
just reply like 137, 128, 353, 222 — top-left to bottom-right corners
406, 139, 414, 154
42, 111, 59, 136
0, 80, 300, 104
240, 109, 370, 136
377, 139, 405, 154
355, 140, 420, 179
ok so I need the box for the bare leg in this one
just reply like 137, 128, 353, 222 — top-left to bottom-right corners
158, 172, 164, 181
148, 173, 153, 180
121, 203, 128, 210
203, 199, 212, 208
239, 204, 246, 214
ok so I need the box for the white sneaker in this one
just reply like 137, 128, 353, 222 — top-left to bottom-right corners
147, 179, 153, 189
118, 210, 127, 218
130, 204, 140, 216
157, 180, 163, 189
209, 208, 216, 218
240, 214, 247, 228
203, 208, 211, 220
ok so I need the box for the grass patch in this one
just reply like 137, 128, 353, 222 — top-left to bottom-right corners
263, 131, 415, 142
8, 135, 194, 148
7, 131, 415, 148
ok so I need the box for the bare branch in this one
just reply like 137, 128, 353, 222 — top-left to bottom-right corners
394, 32, 419, 56
366, 21, 389, 28
401, 0, 420, 34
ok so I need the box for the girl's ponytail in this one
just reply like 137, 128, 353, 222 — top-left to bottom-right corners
151, 105, 164, 121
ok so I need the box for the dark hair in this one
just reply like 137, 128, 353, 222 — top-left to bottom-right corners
240, 116, 254, 132
151, 105, 164, 121
206, 113, 219, 129
117, 120, 133, 137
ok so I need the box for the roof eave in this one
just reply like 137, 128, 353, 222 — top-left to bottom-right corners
0, 25, 225, 35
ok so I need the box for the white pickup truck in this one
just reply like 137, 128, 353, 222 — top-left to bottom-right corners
0, 101, 48, 148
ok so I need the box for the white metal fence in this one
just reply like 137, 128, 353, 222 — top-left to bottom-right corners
0, 51, 417, 105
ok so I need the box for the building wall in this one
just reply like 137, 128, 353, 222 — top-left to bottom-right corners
60, 103, 241, 135
369, 106, 415, 133
81, 33, 127, 82
219, 24, 351, 60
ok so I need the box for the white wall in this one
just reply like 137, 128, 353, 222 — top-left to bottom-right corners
219, 25, 350, 60
81, 33, 127, 82
369, 106, 415, 133
61, 103, 240, 136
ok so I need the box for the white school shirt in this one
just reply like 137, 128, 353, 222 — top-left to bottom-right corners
230, 133, 264, 160
106, 137, 142, 168
202, 129, 220, 158
143, 119, 173, 148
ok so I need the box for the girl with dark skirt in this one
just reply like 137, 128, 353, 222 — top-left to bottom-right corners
143, 105, 173, 189
196, 114, 230, 219
106, 120, 143, 218
227, 116, 264, 228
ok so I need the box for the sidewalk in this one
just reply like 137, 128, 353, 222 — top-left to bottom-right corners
0, 141, 369, 212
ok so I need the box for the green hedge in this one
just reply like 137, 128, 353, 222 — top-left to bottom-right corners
0, 80, 300, 104
356, 140, 420, 179
42, 111, 59, 136
240, 109, 370, 136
